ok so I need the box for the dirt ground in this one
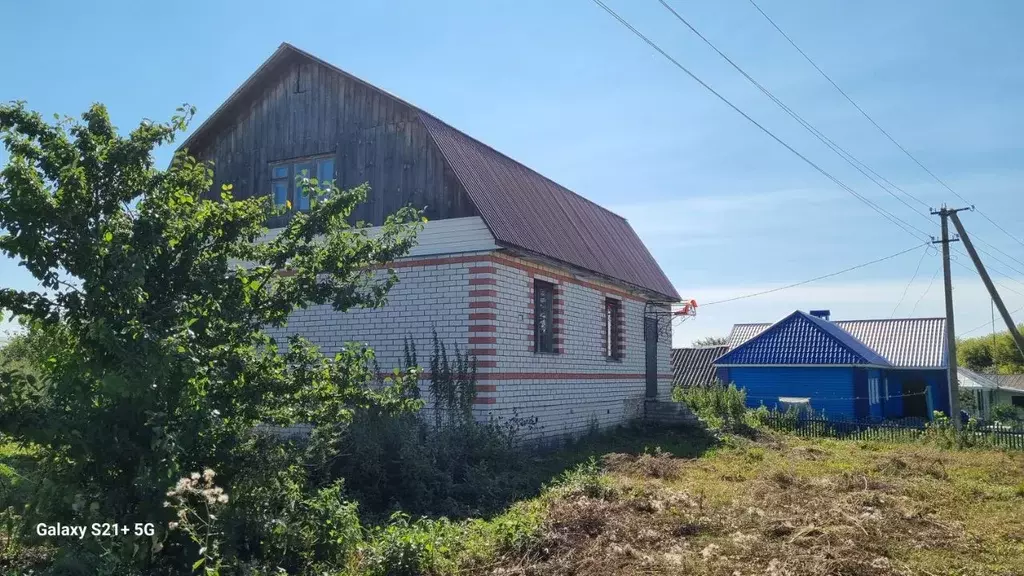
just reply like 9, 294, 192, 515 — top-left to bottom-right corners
502, 432, 1024, 576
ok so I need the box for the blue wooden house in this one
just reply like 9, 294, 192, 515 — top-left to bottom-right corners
714, 310, 949, 420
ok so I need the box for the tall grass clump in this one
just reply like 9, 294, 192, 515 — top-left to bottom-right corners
673, 381, 748, 429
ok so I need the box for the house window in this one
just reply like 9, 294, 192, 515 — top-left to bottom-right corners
534, 280, 554, 353
868, 375, 881, 405
605, 298, 622, 360
269, 155, 335, 210
1013, 396, 1024, 408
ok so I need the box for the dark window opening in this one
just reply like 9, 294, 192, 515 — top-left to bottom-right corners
605, 298, 622, 360
534, 280, 554, 353
269, 155, 335, 210
1013, 396, 1024, 408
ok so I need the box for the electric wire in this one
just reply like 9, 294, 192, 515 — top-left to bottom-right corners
890, 245, 930, 318
746, 0, 1024, 250
654, 0, 1024, 282
700, 243, 927, 307
589, 0, 931, 244
909, 265, 939, 317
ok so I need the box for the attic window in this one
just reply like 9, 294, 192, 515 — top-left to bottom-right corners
269, 155, 335, 210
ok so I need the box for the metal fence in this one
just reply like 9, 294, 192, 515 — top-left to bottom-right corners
760, 414, 1024, 451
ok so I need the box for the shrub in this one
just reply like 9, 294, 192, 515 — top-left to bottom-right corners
674, 381, 748, 429
992, 403, 1024, 425
357, 514, 466, 576
327, 333, 539, 521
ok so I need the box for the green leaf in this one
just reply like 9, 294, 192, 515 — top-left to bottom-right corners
103, 231, 113, 242
193, 557, 205, 571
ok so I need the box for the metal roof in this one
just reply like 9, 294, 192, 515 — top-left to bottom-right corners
991, 374, 1024, 392
671, 346, 728, 387
180, 43, 679, 301
725, 316, 947, 369
717, 311, 890, 366
418, 114, 679, 300
958, 368, 1000, 390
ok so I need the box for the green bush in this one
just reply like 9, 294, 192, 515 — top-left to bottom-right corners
992, 403, 1024, 425
674, 381, 748, 428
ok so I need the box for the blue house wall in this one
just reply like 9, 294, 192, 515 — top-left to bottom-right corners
885, 369, 950, 417
732, 366, 856, 418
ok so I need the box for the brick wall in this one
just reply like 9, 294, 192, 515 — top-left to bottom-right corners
266, 250, 675, 440
479, 254, 673, 439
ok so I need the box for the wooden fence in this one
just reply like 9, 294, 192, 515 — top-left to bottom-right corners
760, 414, 1024, 451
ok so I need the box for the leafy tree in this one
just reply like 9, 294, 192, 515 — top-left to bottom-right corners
691, 336, 727, 347
0, 101, 422, 571
958, 326, 1024, 373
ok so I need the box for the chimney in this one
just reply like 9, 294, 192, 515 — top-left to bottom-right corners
809, 309, 831, 321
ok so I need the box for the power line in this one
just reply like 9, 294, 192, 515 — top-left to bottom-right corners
909, 265, 940, 316
951, 259, 1024, 298
959, 304, 1024, 337
746, 0, 1024, 251
589, 0, 931, 244
655, 0, 933, 237
701, 243, 927, 307
891, 245, 931, 318
655, 0, 1024, 281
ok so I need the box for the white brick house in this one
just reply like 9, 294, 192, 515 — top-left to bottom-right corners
181, 44, 683, 439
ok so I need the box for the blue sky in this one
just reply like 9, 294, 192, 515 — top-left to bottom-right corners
2, 0, 1023, 346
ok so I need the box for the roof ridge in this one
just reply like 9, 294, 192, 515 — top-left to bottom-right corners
797, 311, 890, 365
834, 317, 946, 323
416, 111, 629, 223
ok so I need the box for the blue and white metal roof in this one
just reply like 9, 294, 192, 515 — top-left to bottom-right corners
723, 314, 946, 369
716, 311, 891, 366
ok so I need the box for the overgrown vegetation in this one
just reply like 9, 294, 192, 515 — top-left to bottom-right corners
0, 101, 427, 573
672, 381, 748, 429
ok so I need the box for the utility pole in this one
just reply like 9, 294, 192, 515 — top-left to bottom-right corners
932, 205, 968, 428
948, 210, 1024, 358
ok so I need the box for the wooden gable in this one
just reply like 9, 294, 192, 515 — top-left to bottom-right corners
185, 50, 476, 226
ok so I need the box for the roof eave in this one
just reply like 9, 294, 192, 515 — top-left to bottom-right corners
496, 243, 681, 301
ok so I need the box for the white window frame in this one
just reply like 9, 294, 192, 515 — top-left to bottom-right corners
868, 375, 881, 405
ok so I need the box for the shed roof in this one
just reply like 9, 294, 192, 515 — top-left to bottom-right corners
717, 311, 891, 366
671, 346, 728, 388
958, 368, 1000, 390
990, 374, 1024, 392
726, 317, 946, 369
179, 43, 679, 301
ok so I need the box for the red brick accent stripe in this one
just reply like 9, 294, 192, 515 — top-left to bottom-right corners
468, 336, 497, 344
469, 347, 497, 357
476, 384, 498, 393
469, 301, 497, 309
469, 325, 497, 333
469, 312, 497, 321
473, 397, 497, 405
468, 277, 497, 286
469, 289, 497, 298
468, 266, 497, 274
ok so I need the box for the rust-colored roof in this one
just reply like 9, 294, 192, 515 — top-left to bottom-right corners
418, 113, 679, 300
180, 43, 679, 301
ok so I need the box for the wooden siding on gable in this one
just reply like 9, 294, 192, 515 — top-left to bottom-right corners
187, 54, 477, 227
